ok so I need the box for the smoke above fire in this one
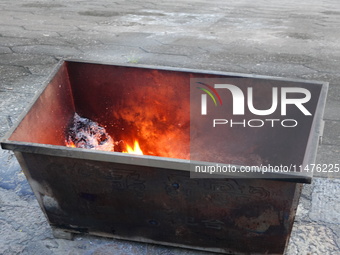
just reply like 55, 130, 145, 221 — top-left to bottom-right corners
110, 74, 190, 160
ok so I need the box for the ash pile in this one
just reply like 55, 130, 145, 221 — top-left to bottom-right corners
66, 113, 114, 151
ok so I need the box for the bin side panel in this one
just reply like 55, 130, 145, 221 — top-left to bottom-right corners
9, 63, 75, 146
18, 152, 300, 254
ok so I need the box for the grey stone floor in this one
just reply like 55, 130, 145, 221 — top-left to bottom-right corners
0, 0, 339, 254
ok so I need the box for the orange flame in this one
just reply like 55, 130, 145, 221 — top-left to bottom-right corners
66, 140, 76, 148
123, 140, 143, 155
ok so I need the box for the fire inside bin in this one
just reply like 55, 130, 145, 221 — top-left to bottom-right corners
64, 111, 265, 167
65, 113, 143, 155
0, 60, 328, 254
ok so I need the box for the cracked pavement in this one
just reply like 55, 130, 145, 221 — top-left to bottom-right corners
0, 0, 339, 254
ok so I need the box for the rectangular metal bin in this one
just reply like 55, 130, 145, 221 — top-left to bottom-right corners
1, 60, 328, 254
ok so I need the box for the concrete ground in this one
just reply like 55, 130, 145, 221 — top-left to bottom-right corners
0, 0, 339, 254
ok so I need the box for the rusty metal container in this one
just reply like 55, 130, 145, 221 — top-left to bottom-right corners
1, 60, 328, 254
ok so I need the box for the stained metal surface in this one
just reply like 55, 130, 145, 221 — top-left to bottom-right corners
15, 151, 302, 254
6, 62, 75, 146
0, 60, 328, 254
